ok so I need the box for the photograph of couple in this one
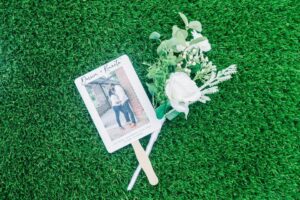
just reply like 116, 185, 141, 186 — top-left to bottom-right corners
108, 83, 136, 129
85, 67, 150, 141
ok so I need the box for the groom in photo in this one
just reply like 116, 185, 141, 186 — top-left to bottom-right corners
110, 83, 136, 128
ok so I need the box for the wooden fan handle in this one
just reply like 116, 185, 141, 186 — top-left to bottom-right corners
131, 140, 158, 185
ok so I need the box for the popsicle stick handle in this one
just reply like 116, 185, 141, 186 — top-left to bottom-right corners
131, 140, 158, 186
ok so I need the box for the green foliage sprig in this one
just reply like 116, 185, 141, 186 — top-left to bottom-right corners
146, 12, 237, 111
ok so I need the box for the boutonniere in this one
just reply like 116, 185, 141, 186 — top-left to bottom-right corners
128, 12, 237, 190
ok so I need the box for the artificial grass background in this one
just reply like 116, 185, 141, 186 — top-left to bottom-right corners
1, 0, 299, 199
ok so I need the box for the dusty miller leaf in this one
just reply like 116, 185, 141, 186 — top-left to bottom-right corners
190, 36, 207, 45
149, 31, 161, 40
179, 12, 189, 27
157, 40, 168, 55
188, 21, 202, 32
172, 25, 188, 40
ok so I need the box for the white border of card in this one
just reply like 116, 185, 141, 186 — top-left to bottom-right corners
75, 55, 160, 153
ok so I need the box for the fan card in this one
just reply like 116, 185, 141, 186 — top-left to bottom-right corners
75, 55, 160, 153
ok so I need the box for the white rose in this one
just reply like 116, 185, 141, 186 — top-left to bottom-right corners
189, 30, 211, 52
165, 72, 202, 118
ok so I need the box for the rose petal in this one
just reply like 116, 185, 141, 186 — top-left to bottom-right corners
184, 91, 202, 102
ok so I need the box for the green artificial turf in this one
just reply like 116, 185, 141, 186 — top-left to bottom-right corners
1, 0, 299, 199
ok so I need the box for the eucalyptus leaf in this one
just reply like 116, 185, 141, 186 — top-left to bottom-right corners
170, 29, 188, 53
164, 38, 182, 53
149, 31, 161, 40
188, 21, 202, 32
179, 12, 189, 27
172, 25, 180, 37
172, 26, 188, 40
157, 38, 177, 55
178, 29, 188, 40
190, 36, 207, 45
157, 40, 168, 55
166, 38, 178, 47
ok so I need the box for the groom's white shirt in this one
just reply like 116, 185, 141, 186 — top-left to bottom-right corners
110, 94, 121, 106
114, 85, 128, 104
